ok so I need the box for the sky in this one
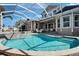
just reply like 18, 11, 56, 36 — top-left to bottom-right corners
2, 3, 79, 27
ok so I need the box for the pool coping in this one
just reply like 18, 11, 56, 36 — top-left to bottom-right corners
1, 33, 79, 56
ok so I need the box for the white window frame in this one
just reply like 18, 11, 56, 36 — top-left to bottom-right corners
62, 15, 71, 28
74, 15, 79, 28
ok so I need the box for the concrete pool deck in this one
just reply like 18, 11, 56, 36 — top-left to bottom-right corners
1, 34, 79, 56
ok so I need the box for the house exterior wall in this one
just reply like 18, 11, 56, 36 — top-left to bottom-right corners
56, 14, 72, 35
57, 28, 73, 35
32, 6, 79, 35
34, 10, 79, 36
57, 28, 79, 35
73, 28, 79, 35
56, 14, 79, 35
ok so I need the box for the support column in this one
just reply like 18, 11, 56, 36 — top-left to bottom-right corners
71, 10, 74, 32
34, 21, 36, 31
31, 21, 32, 32
60, 16, 63, 31
53, 23, 54, 29
38, 23, 39, 30
1, 13, 3, 32
56, 17, 58, 31
47, 23, 49, 31
0, 15, 1, 31
60, 3, 63, 32
43, 24, 45, 31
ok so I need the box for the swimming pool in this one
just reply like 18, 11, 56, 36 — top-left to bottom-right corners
1, 34, 79, 51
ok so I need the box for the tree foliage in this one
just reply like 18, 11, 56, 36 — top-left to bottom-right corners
15, 18, 30, 28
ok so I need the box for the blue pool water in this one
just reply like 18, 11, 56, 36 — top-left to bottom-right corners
1, 34, 79, 51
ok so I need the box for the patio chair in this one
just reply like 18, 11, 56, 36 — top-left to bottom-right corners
50, 28, 53, 31
39, 29, 43, 33
36, 29, 39, 32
